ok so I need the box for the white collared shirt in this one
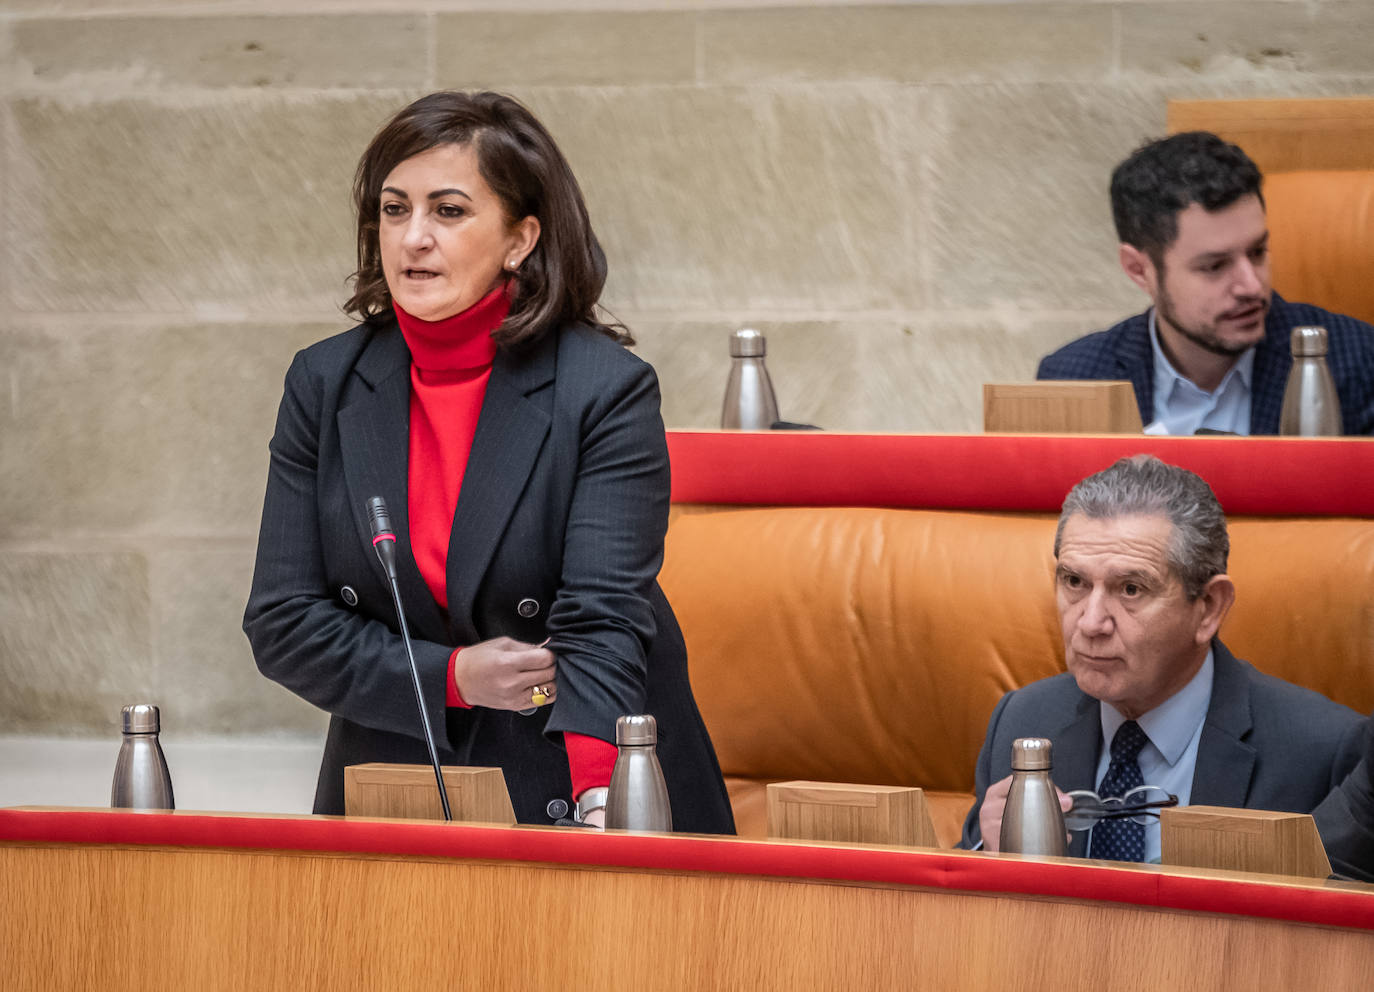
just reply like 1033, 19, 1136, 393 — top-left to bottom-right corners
1094, 649, 1214, 863
1144, 310, 1255, 435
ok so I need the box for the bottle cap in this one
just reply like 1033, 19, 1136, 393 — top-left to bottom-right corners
729, 328, 766, 358
1010, 737, 1053, 771
1290, 325, 1329, 357
121, 703, 160, 734
616, 714, 658, 746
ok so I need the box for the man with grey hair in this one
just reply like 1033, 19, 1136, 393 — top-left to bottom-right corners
960, 455, 1365, 862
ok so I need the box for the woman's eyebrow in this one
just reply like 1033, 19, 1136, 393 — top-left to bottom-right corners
379, 186, 473, 201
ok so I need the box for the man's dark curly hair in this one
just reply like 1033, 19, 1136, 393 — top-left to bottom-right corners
1110, 131, 1264, 266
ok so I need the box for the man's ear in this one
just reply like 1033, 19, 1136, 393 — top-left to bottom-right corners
1119, 243, 1156, 296
1194, 574, 1236, 645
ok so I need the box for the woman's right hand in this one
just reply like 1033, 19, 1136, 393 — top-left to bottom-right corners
452, 637, 557, 712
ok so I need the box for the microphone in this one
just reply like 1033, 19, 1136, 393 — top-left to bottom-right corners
366, 496, 452, 821
367, 496, 399, 578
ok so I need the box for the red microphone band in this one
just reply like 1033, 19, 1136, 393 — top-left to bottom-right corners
372, 533, 396, 546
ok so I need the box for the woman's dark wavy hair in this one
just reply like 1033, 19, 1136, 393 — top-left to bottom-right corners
345, 91, 628, 347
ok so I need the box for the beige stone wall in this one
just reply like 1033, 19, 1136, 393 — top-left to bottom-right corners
3, 1, 1371, 737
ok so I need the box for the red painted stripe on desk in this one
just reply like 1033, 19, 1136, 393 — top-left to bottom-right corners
666, 432, 1374, 516
3, 808, 1370, 931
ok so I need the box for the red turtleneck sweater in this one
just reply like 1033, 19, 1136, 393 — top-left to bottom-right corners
394, 287, 614, 802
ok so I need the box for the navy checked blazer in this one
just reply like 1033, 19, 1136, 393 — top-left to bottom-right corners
1036, 293, 1374, 435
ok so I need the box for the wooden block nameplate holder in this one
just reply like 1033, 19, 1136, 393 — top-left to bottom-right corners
767, 781, 938, 848
983, 381, 1143, 434
344, 763, 516, 825
1161, 805, 1332, 880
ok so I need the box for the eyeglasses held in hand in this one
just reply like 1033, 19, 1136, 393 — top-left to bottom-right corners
1064, 785, 1179, 832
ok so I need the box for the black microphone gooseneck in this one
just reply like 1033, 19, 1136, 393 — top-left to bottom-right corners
367, 496, 452, 821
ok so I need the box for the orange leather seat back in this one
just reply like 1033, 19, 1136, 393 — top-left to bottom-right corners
1266, 170, 1374, 324
664, 506, 1061, 795
1224, 516, 1374, 709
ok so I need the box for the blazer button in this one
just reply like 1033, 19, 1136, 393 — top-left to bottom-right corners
517, 597, 540, 618
340, 585, 359, 607
546, 798, 570, 820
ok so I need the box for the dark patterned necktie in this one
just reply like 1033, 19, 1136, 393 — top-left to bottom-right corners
1089, 720, 1149, 863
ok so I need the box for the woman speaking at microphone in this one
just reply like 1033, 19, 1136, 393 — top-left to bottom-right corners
243, 91, 733, 833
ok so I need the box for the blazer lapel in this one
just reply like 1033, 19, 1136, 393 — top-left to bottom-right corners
444, 336, 556, 639
1052, 695, 1103, 858
336, 326, 448, 643
1117, 313, 1155, 428
1248, 297, 1293, 435
1190, 641, 1256, 808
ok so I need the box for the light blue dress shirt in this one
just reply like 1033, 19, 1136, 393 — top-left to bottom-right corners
1145, 311, 1255, 436
1094, 650, 1214, 864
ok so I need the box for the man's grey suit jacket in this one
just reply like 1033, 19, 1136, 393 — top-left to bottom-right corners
960, 640, 1366, 855
1313, 721, 1374, 882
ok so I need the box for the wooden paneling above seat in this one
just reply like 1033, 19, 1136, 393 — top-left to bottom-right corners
1167, 97, 1374, 173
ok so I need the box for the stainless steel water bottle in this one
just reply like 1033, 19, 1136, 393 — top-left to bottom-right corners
604, 714, 672, 832
720, 328, 780, 430
999, 737, 1065, 856
1279, 325, 1342, 436
111, 704, 175, 810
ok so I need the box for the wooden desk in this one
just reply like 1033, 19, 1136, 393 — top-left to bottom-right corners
3, 807, 1372, 990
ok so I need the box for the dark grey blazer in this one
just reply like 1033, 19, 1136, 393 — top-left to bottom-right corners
960, 640, 1366, 854
1313, 721, 1374, 882
243, 316, 734, 833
